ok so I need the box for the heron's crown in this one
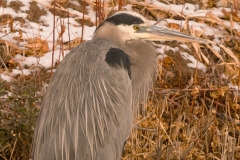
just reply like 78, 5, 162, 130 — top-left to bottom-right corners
96, 11, 151, 32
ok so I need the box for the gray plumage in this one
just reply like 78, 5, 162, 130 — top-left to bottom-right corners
93, 17, 157, 110
32, 11, 208, 160
33, 39, 132, 160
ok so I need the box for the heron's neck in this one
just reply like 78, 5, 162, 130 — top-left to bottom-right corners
120, 40, 157, 109
94, 25, 157, 109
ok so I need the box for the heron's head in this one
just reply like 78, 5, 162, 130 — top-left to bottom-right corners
93, 11, 210, 44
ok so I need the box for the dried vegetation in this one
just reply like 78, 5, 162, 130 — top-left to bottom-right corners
0, 0, 239, 159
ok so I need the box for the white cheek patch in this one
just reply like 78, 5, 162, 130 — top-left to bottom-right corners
116, 25, 139, 41
116, 24, 157, 42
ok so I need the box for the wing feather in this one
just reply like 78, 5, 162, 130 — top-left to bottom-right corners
32, 38, 132, 160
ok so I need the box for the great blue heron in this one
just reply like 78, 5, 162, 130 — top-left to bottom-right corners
32, 11, 208, 160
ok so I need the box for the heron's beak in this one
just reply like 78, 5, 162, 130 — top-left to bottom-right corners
136, 25, 211, 44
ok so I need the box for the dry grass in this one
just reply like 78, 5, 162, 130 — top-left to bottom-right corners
0, 0, 239, 159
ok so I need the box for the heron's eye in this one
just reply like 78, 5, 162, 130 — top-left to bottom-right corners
133, 26, 140, 31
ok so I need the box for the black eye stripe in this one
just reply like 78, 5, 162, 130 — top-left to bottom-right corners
96, 13, 144, 31
105, 13, 144, 25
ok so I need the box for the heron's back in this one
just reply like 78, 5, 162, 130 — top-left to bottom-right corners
32, 38, 132, 160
